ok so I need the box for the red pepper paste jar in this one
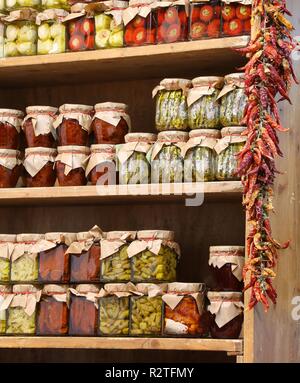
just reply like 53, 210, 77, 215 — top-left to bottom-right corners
92, 102, 131, 145
221, 0, 251, 36
37, 284, 69, 336
55, 145, 90, 186
22, 106, 58, 148
207, 291, 244, 339
0, 108, 24, 150
54, 104, 93, 146
189, 1, 221, 40
0, 149, 22, 188
86, 144, 116, 185
69, 284, 100, 335
23, 147, 57, 187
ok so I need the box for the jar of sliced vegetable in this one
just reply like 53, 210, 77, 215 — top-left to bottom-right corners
5, 0, 41, 11
0, 149, 22, 188
0, 285, 11, 334
0, 108, 23, 149
86, 144, 117, 185
0, 234, 16, 283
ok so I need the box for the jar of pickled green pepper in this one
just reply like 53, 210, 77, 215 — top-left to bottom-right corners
187, 76, 224, 129
183, 129, 220, 182
153, 78, 192, 132
215, 126, 246, 181
151, 130, 188, 183
0, 285, 11, 334
0, 234, 16, 283
117, 133, 156, 185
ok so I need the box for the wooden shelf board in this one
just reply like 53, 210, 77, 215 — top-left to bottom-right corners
0, 36, 249, 87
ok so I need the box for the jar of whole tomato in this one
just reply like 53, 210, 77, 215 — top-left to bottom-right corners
189, 1, 221, 40
221, 0, 251, 36
92, 102, 131, 145
0, 285, 11, 334
0, 108, 23, 149
86, 144, 116, 186
0, 234, 16, 283
0, 149, 22, 188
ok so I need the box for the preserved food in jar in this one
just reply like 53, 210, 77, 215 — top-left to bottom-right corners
163, 282, 209, 336
123, 0, 156, 47
151, 131, 188, 183
0, 108, 23, 150
0, 149, 22, 188
69, 284, 99, 335
153, 78, 191, 131
221, 0, 251, 36
38, 232, 76, 283
0, 20, 4, 59
92, 102, 130, 144
183, 129, 219, 182
207, 291, 244, 338
118, 133, 156, 185
41, 0, 70, 10
37, 284, 69, 335
100, 231, 136, 283
209, 246, 245, 292
187, 76, 223, 129
218, 73, 247, 127
0, 285, 11, 334
22, 106, 58, 148
5, 0, 40, 10
0, 234, 16, 283
23, 147, 57, 187
215, 126, 246, 181
189, 1, 221, 40
56, 145, 90, 186
86, 144, 116, 186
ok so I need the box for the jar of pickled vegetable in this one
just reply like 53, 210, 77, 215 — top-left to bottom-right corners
54, 104, 93, 146
130, 283, 166, 336
5, 0, 41, 11
69, 284, 99, 335
123, 0, 156, 46
215, 126, 246, 181
56, 145, 90, 186
41, 0, 70, 10
151, 131, 188, 183
0, 285, 11, 334
209, 246, 245, 292
22, 106, 58, 148
187, 76, 224, 129
0, 149, 22, 188
38, 232, 76, 283
0, 234, 16, 283
92, 102, 131, 144
100, 231, 136, 283
221, 0, 251, 36
163, 282, 209, 336
153, 78, 191, 132
0, 108, 23, 150
117, 133, 156, 185
86, 144, 117, 186
189, 1, 221, 40
183, 129, 219, 182
128, 230, 179, 283
23, 147, 57, 187
207, 291, 244, 338
218, 73, 247, 127
37, 284, 69, 335
0, 19, 4, 58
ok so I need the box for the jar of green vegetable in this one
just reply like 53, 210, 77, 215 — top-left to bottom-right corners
0, 234, 16, 283
0, 285, 11, 334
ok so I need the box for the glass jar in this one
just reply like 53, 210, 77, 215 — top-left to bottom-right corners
118, 133, 156, 185
54, 104, 93, 146
219, 73, 247, 127
69, 284, 99, 336
209, 246, 245, 292
37, 284, 69, 335
189, 1, 221, 40
129, 230, 179, 283
38, 232, 76, 283
41, 0, 70, 10
0, 149, 22, 188
5, 0, 41, 10
221, 0, 251, 36
100, 231, 136, 283
0, 19, 4, 58
0, 285, 11, 334
11, 233, 44, 283
183, 129, 219, 182
86, 144, 117, 186
0, 109, 23, 150
92, 102, 130, 145
154, 78, 191, 132
66, 6, 95, 52
0, 234, 16, 283
56, 145, 90, 186
22, 106, 58, 148
151, 131, 188, 183
215, 126, 246, 181
187, 76, 223, 129
124, 0, 156, 46
207, 291, 244, 338
23, 147, 57, 187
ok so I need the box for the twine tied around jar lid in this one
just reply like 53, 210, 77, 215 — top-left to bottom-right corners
132, 283, 167, 297
42, 284, 68, 295
189, 129, 221, 139
99, 282, 135, 298
25, 105, 58, 116
94, 102, 128, 113
25, 147, 57, 156
224, 72, 245, 86
0, 234, 17, 243
12, 284, 40, 294
44, 232, 77, 245
191, 76, 224, 89
57, 145, 90, 155
90, 144, 116, 154
0, 285, 11, 294
209, 246, 245, 255
129, 0, 154, 7
16, 233, 44, 244
0, 108, 24, 118
221, 126, 247, 138
157, 130, 189, 143
207, 291, 243, 302
167, 282, 206, 294
36, 9, 69, 24
137, 230, 175, 242
106, 231, 137, 241
74, 284, 100, 294
125, 132, 157, 143
58, 104, 94, 115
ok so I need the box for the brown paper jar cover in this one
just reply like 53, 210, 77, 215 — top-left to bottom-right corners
0, 109, 24, 150
0, 149, 22, 188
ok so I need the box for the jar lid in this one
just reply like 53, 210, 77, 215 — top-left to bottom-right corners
76, 231, 94, 241
221, 126, 246, 137
45, 232, 77, 243
0, 108, 24, 118
167, 282, 206, 293
0, 149, 21, 157
125, 133, 157, 143
12, 284, 40, 293
137, 230, 175, 241
111, 0, 128, 9
26, 106, 58, 115
103, 283, 131, 293
129, 0, 154, 6
25, 147, 57, 156
224, 73, 245, 86
135, 283, 166, 295
207, 291, 243, 301
90, 144, 116, 154
106, 231, 137, 241
57, 146, 90, 154
157, 131, 189, 142
75, 284, 100, 294
159, 78, 192, 90
210, 246, 245, 253
0, 285, 12, 293
5, 9, 37, 22
189, 129, 221, 139
94, 102, 128, 113
59, 104, 93, 114
0, 234, 17, 242
191, 76, 224, 89
36, 9, 69, 23
43, 285, 68, 294
17, 233, 44, 242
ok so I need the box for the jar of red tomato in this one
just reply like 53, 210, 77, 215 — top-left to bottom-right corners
22, 106, 58, 148
189, 1, 221, 40
0, 149, 22, 188
123, 0, 156, 46
86, 144, 116, 185
221, 0, 251, 36
92, 102, 131, 145
0, 108, 24, 150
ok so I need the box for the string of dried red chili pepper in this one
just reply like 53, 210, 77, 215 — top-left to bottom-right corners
235, 0, 298, 311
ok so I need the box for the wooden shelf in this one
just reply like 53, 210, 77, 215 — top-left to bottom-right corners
0, 36, 249, 87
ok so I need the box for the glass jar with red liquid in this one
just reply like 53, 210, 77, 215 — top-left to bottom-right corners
189, 1, 221, 40
0, 149, 22, 188
0, 108, 23, 150
86, 144, 116, 186
221, 0, 251, 36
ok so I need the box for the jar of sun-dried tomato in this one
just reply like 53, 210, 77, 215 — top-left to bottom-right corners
23, 147, 57, 187
0, 149, 22, 188
92, 102, 131, 145
53, 104, 93, 146
86, 144, 116, 185
55, 145, 90, 186
22, 106, 58, 148
0, 108, 23, 150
